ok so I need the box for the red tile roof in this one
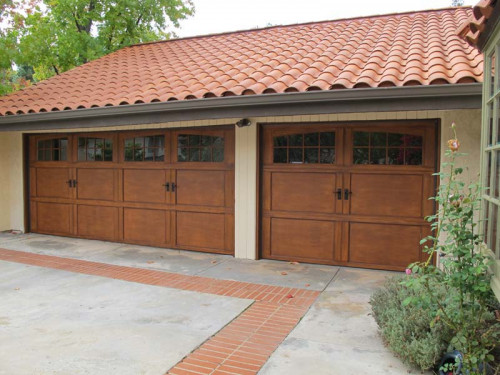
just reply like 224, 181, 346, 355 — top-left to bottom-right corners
0, 7, 483, 117
458, 0, 496, 48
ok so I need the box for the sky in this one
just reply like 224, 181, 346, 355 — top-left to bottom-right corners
176, 0, 476, 38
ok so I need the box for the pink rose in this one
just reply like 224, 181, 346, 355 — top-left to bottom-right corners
405, 268, 412, 275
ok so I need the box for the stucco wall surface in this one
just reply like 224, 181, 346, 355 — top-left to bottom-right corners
0, 109, 482, 260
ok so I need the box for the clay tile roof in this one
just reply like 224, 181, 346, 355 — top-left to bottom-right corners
0, 7, 483, 117
458, 0, 497, 49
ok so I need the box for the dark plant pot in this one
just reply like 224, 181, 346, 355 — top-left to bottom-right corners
438, 351, 493, 375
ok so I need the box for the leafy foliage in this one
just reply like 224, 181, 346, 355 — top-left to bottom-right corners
370, 275, 453, 370
404, 124, 500, 374
0, 0, 194, 92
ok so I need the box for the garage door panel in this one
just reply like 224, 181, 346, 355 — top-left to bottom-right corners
271, 172, 337, 213
36, 202, 73, 235
35, 168, 72, 199
123, 169, 166, 204
176, 170, 225, 207
349, 173, 423, 218
77, 168, 115, 201
77, 205, 118, 241
349, 222, 422, 267
123, 208, 167, 245
176, 212, 226, 251
270, 218, 335, 262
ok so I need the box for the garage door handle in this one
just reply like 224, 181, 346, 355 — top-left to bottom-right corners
171, 183, 176, 192
336, 188, 342, 200
66, 180, 73, 188
344, 189, 352, 200
163, 182, 170, 191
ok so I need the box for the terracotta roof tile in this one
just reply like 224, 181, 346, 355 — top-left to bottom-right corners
0, 7, 483, 116
458, 0, 496, 47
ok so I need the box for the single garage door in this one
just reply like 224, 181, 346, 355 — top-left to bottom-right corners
29, 126, 235, 254
260, 121, 437, 271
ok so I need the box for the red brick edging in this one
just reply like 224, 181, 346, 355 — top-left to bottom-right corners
0, 249, 319, 375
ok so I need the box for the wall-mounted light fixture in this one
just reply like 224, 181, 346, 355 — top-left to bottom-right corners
236, 118, 252, 128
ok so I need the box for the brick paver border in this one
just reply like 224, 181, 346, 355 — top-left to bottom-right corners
0, 249, 320, 375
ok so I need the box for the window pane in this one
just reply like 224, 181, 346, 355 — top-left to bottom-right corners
320, 148, 335, 164
304, 148, 318, 163
320, 132, 335, 146
304, 133, 319, 146
189, 148, 200, 161
144, 148, 155, 161
371, 148, 386, 164
273, 135, 287, 147
407, 135, 423, 147
388, 148, 405, 165
488, 102, 494, 146
124, 148, 133, 161
405, 149, 422, 165
104, 148, 113, 161
371, 132, 386, 147
213, 147, 224, 162
87, 138, 95, 148
94, 148, 103, 161
87, 148, 95, 161
178, 135, 188, 147
125, 138, 134, 148
353, 148, 369, 164
484, 202, 490, 244
134, 137, 144, 149
491, 52, 496, 97
134, 148, 144, 161
273, 148, 287, 163
178, 148, 188, 162
43, 139, 51, 149
485, 151, 492, 191
201, 135, 212, 146
78, 137, 86, 148
213, 136, 224, 147
38, 149, 44, 161
201, 147, 211, 162
52, 139, 60, 148
388, 133, 404, 146
353, 132, 369, 146
289, 148, 303, 163
43, 149, 51, 161
189, 135, 200, 146
495, 151, 500, 199
105, 139, 113, 150
289, 134, 303, 147
490, 205, 498, 255
155, 146, 165, 161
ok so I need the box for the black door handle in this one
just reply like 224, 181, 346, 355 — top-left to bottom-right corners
66, 180, 73, 188
163, 182, 170, 191
344, 189, 352, 200
73, 179, 77, 187
171, 183, 176, 192
336, 188, 342, 200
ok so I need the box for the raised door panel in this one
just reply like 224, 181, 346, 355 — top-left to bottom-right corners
35, 168, 72, 199
175, 170, 225, 207
76, 168, 115, 201
176, 212, 226, 251
77, 205, 118, 241
349, 222, 422, 268
123, 208, 167, 245
349, 173, 423, 218
270, 172, 337, 213
269, 217, 335, 262
123, 169, 167, 204
36, 202, 73, 235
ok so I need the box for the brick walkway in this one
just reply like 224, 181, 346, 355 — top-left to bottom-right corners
0, 249, 319, 375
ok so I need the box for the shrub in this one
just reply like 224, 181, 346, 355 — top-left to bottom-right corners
370, 275, 453, 370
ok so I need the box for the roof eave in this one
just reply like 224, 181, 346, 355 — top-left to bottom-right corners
0, 84, 483, 131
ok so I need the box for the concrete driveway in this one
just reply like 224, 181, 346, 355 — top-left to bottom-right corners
0, 233, 419, 375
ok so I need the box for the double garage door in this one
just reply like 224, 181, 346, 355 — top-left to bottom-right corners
29, 127, 235, 254
260, 121, 437, 271
28, 121, 436, 270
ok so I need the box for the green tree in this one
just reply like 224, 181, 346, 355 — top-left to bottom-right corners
0, 0, 194, 93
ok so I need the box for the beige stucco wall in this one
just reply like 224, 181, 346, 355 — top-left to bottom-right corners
0, 108, 482, 260
0, 132, 24, 232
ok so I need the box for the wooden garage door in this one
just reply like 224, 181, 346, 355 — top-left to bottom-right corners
28, 126, 234, 255
260, 121, 437, 271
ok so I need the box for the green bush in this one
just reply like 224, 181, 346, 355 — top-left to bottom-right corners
370, 275, 453, 370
